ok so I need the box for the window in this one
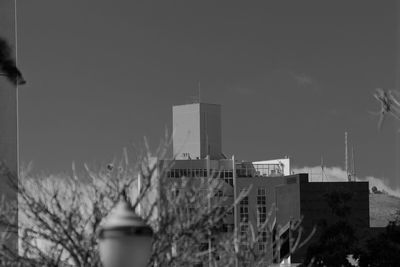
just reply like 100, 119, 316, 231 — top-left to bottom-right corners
258, 231, 268, 252
240, 224, 249, 236
253, 163, 284, 177
168, 168, 210, 178
214, 190, 223, 197
258, 207, 267, 225
257, 187, 268, 253
239, 206, 249, 222
240, 188, 249, 205
257, 187, 267, 225
240, 195, 248, 205
222, 224, 234, 232
257, 195, 266, 205
257, 187, 266, 196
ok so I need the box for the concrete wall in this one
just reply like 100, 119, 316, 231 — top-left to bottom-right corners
275, 183, 301, 227
199, 103, 221, 159
172, 103, 222, 160
173, 104, 201, 159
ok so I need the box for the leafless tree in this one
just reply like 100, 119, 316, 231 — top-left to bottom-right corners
0, 137, 311, 266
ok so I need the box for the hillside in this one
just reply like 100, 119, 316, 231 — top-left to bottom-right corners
370, 193, 400, 227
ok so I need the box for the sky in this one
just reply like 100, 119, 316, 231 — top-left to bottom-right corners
3, 1, 400, 190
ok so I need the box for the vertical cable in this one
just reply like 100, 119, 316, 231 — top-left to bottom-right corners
14, 0, 19, 182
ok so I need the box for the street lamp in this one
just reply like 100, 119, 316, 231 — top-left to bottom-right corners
98, 190, 154, 267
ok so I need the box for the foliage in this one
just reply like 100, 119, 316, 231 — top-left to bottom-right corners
304, 190, 359, 267
305, 221, 358, 267
357, 211, 400, 267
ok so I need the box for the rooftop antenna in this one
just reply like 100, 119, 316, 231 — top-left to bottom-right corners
352, 146, 356, 181
321, 156, 324, 182
345, 132, 350, 181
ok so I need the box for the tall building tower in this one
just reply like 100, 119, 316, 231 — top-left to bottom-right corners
173, 103, 223, 160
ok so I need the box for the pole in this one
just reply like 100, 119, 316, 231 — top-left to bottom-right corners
232, 155, 239, 267
14, 0, 20, 255
352, 147, 356, 181
345, 132, 349, 181
321, 156, 324, 182
138, 173, 141, 216
206, 155, 212, 266
15, 0, 19, 182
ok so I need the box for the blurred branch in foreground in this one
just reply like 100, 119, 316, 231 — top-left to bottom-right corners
373, 88, 400, 130
0, 36, 25, 85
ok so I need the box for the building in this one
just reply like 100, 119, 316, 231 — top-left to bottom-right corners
275, 180, 369, 263
158, 102, 370, 266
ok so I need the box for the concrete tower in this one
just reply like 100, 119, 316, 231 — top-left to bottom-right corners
173, 103, 222, 160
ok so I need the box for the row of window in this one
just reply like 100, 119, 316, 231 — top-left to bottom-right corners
239, 187, 249, 239
166, 167, 283, 179
167, 169, 234, 178
257, 187, 267, 226
167, 169, 208, 178
167, 169, 235, 186
257, 187, 268, 252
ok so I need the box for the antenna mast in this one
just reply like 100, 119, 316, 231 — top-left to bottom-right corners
321, 156, 324, 182
352, 146, 356, 181
345, 132, 350, 181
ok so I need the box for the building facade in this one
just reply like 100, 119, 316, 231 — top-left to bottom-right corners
158, 102, 370, 266
276, 181, 370, 263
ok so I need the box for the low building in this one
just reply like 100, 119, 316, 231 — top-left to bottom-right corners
276, 180, 369, 263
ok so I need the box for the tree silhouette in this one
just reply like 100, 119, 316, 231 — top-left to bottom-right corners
304, 190, 358, 267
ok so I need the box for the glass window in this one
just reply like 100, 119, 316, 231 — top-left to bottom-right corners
257, 187, 267, 225
240, 196, 248, 205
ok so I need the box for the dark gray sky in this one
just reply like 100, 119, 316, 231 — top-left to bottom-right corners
14, 1, 400, 189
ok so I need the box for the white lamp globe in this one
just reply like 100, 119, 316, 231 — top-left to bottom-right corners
98, 191, 153, 267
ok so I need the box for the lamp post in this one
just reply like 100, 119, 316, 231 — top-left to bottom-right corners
98, 190, 154, 267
